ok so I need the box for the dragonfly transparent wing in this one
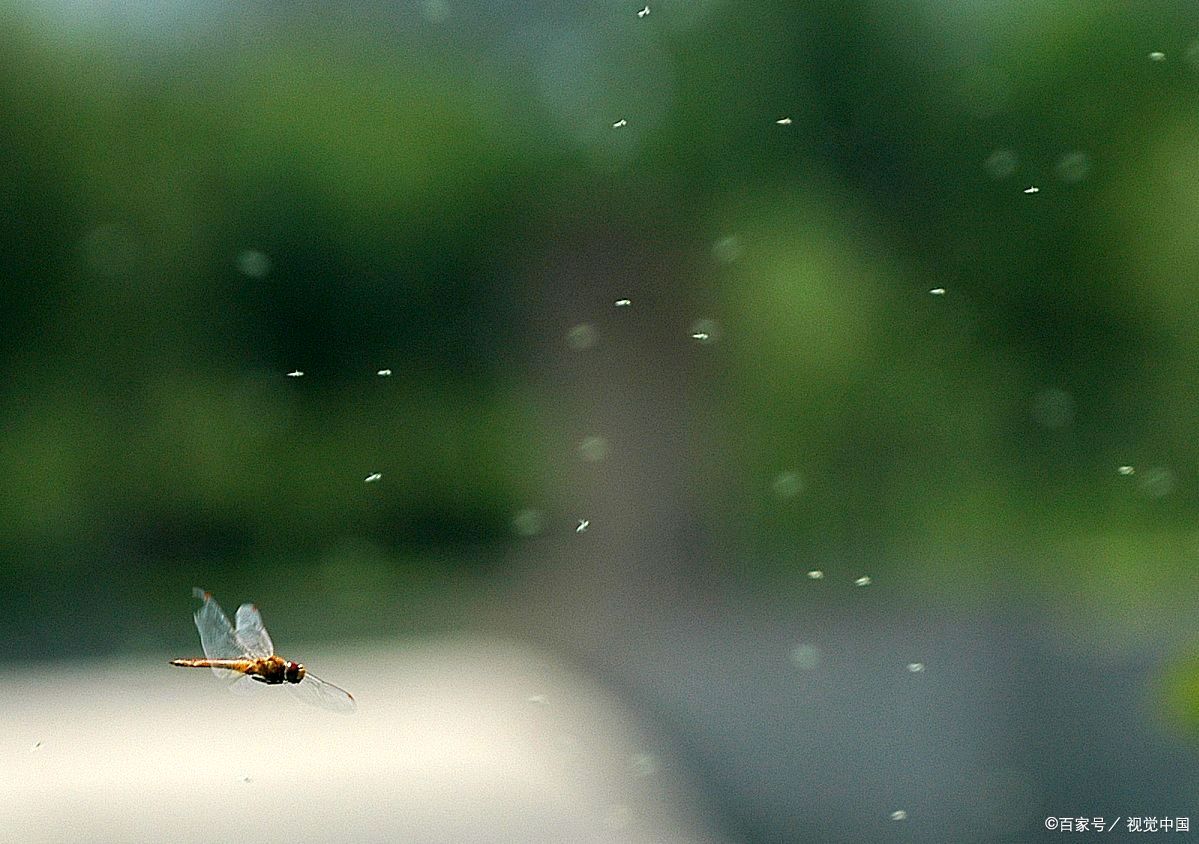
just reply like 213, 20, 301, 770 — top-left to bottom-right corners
287, 672, 357, 714
191, 588, 247, 678
234, 603, 275, 659
227, 673, 261, 696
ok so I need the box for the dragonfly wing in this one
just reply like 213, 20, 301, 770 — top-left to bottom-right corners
234, 603, 275, 659
227, 673, 261, 696
287, 672, 357, 714
191, 588, 247, 675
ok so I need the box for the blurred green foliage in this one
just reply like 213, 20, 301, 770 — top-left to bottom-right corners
4, 0, 1199, 666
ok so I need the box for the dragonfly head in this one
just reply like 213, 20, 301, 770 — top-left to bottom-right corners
284, 660, 306, 684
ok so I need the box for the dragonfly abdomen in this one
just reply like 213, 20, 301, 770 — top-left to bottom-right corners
169, 658, 254, 672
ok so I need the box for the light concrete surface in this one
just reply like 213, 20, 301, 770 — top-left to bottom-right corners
0, 639, 723, 844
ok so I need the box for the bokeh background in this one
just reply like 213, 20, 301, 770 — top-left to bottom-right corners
2, 0, 1199, 841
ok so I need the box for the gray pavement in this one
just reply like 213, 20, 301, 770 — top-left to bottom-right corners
0, 639, 723, 844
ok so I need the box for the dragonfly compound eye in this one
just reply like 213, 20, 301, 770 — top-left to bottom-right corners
284, 661, 305, 683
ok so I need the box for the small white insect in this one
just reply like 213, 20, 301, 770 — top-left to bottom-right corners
365, 473, 382, 483
890, 810, 908, 821
377, 369, 392, 376
637, 5, 649, 17
287, 370, 304, 377
775, 117, 793, 125
1149, 51, 1166, 61
576, 519, 590, 533
615, 298, 632, 307
612, 119, 627, 128
1117, 465, 1135, 476
907, 662, 925, 673
1023, 186, 1040, 194
807, 570, 824, 580
854, 575, 872, 587
689, 319, 719, 343
527, 694, 548, 704
929, 287, 946, 296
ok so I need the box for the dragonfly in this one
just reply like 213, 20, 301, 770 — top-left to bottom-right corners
171, 588, 356, 713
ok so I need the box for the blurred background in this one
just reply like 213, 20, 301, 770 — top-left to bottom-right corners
2, 0, 1199, 841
